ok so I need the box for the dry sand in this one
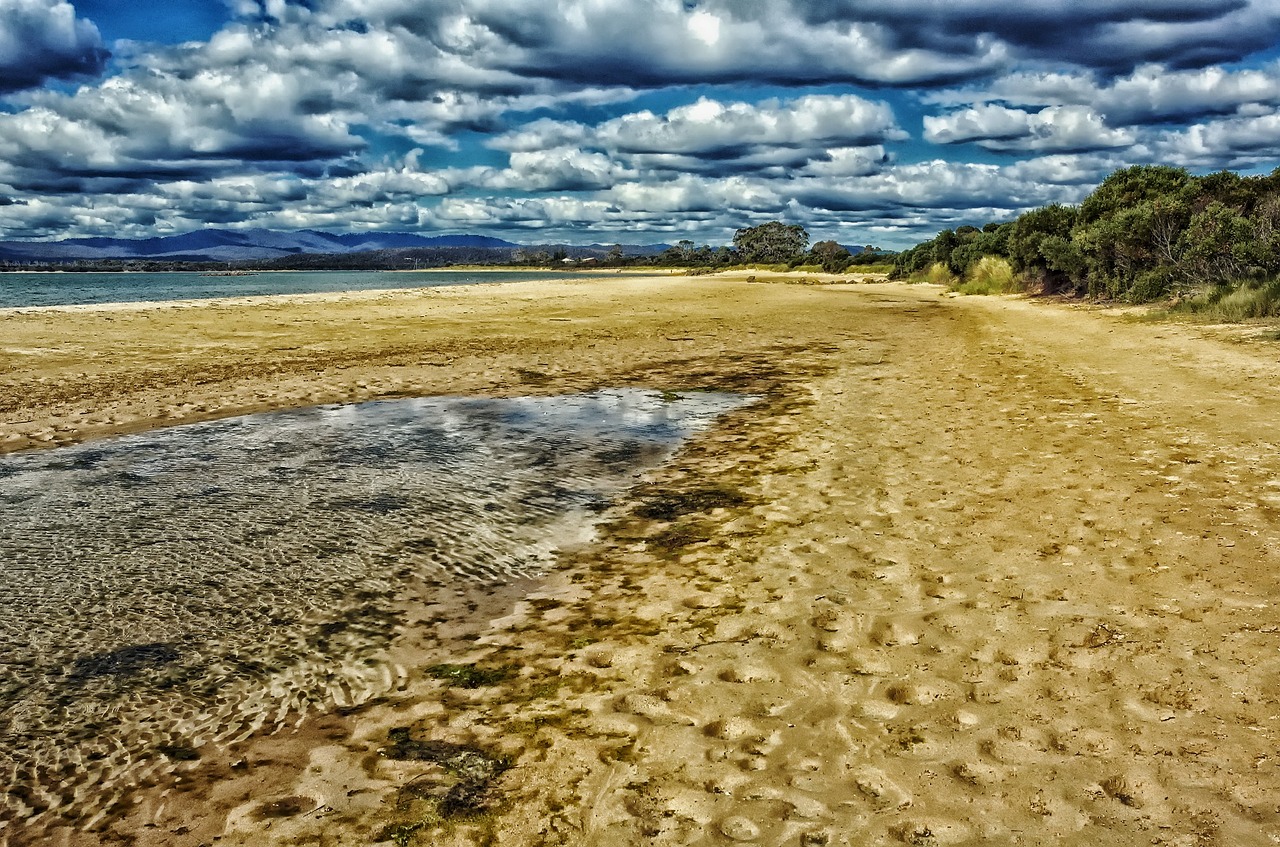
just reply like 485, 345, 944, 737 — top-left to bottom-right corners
4, 273, 1280, 846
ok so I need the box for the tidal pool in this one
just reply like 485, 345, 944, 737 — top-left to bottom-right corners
0, 389, 749, 828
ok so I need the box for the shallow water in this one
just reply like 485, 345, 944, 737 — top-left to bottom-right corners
0, 269, 605, 308
0, 389, 748, 828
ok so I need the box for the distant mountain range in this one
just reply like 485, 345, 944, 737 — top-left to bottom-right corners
0, 230, 522, 263
0, 229, 673, 264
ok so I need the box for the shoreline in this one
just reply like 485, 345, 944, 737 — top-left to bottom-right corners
6, 275, 1280, 845
0, 273, 870, 454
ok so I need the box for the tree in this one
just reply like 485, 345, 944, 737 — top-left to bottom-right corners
1178, 202, 1263, 286
1006, 204, 1080, 290
931, 229, 959, 271
733, 221, 809, 264
810, 240, 852, 272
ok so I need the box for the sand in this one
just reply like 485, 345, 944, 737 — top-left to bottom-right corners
4, 273, 1280, 846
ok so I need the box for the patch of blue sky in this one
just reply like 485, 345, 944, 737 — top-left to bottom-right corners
76, 0, 231, 46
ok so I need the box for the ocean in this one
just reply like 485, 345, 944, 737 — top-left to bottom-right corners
0, 269, 605, 309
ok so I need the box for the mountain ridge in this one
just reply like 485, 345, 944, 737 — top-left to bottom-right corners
0, 230, 537, 263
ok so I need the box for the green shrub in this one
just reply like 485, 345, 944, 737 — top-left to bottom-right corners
1126, 266, 1177, 302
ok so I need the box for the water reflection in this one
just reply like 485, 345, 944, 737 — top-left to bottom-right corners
0, 389, 748, 827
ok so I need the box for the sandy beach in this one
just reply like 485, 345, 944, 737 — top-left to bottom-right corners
5, 273, 1280, 846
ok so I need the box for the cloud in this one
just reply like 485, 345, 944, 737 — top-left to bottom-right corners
1002, 153, 1123, 186
800, 146, 893, 178
927, 63, 1280, 125
788, 0, 1280, 71
262, 0, 1280, 89
924, 104, 1137, 152
4, 0, 1280, 247
0, 69, 365, 192
601, 95, 906, 154
0, 0, 109, 93
312, 0, 1010, 88
1146, 110, 1280, 168
792, 159, 1089, 215
480, 148, 638, 191
488, 94, 904, 177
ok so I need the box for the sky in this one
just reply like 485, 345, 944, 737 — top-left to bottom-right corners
2, 1, 1280, 248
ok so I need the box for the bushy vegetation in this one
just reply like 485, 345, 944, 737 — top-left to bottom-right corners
891, 165, 1280, 315
1173, 277, 1280, 321
644, 224, 894, 273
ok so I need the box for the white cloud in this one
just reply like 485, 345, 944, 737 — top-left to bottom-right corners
601, 95, 906, 154
0, 69, 365, 189
1147, 110, 1280, 167
801, 146, 891, 178
487, 94, 904, 177
325, 1, 1010, 88
928, 63, 1280, 125
925, 105, 1136, 152
481, 148, 638, 191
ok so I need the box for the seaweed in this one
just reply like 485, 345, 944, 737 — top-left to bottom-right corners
379, 727, 512, 823
633, 485, 752, 521
425, 663, 515, 689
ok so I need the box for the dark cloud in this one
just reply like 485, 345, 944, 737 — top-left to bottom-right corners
782, 0, 1277, 72
304, 1, 1280, 90
0, 0, 109, 93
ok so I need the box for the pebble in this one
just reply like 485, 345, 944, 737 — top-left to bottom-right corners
720, 815, 761, 841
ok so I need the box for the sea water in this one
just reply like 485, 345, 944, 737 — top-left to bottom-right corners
0, 269, 605, 309
0, 389, 749, 828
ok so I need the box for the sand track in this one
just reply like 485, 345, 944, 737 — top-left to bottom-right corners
4, 276, 1280, 846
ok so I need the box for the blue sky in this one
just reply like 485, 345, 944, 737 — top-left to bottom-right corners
2, 1, 1280, 248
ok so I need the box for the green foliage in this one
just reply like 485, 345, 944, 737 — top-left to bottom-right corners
1077, 165, 1195, 224
1211, 278, 1280, 320
889, 241, 933, 279
809, 239, 852, 272
1178, 201, 1274, 286
733, 221, 810, 264
892, 164, 1280, 305
1008, 205, 1080, 290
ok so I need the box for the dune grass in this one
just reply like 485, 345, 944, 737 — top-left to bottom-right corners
916, 262, 957, 286
955, 257, 1020, 295
1172, 276, 1280, 322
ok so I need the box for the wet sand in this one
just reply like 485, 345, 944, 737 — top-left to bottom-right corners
4, 273, 1280, 845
